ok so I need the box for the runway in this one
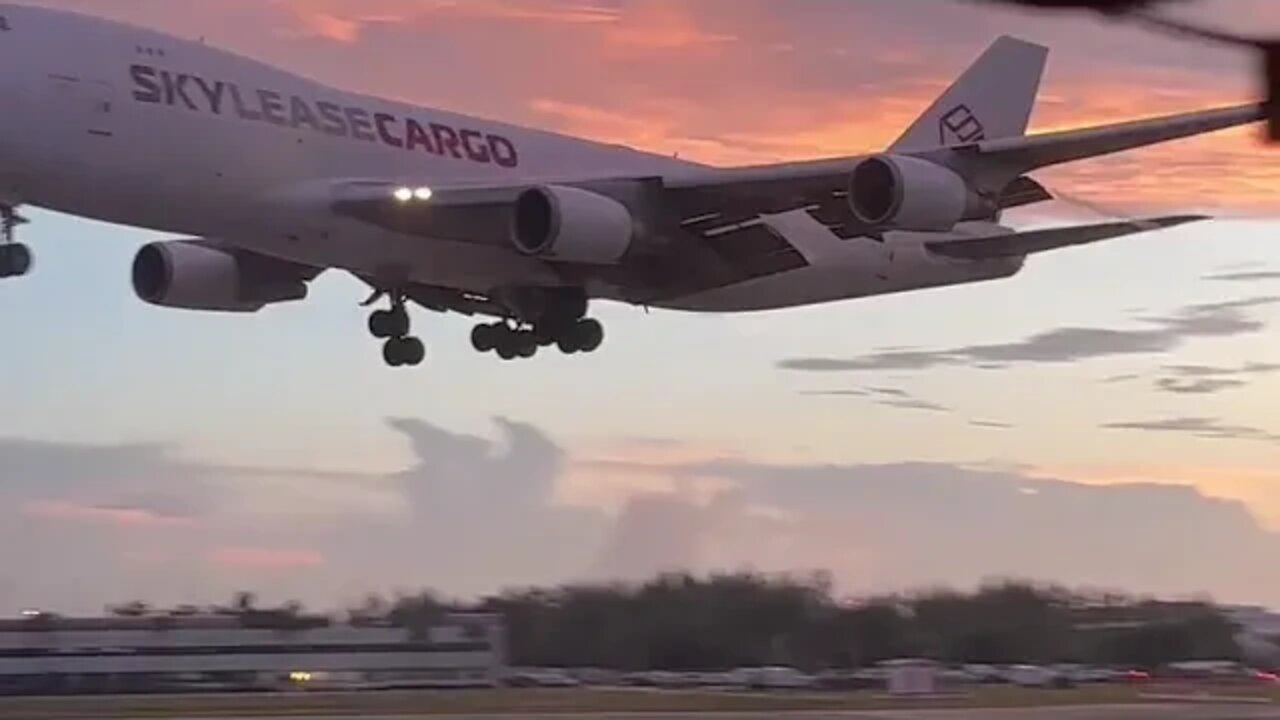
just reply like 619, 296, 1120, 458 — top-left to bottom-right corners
94, 703, 1280, 720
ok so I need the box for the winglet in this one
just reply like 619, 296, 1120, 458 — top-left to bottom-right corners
890, 35, 1048, 152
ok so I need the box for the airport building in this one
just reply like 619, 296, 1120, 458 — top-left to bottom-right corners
0, 611, 507, 695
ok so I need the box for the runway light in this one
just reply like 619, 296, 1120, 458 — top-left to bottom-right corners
393, 187, 414, 202
413, 186, 433, 201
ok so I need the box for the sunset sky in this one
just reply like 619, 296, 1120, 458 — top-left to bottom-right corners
3, 0, 1280, 614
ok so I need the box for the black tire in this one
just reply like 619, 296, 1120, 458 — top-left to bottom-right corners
369, 310, 395, 338
575, 319, 604, 353
496, 342, 517, 361
556, 335, 580, 354
401, 337, 426, 366
0, 244, 31, 278
382, 339, 404, 367
471, 324, 498, 353
386, 307, 410, 338
370, 307, 411, 339
516, 334, 538, 358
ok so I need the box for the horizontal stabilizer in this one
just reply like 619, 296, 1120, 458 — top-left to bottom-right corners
927, 215, 1208, 260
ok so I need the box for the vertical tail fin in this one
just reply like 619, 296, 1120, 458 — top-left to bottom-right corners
889, 35, 1048, 152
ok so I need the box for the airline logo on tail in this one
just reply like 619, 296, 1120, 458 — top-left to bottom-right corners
939, 104, 986, 145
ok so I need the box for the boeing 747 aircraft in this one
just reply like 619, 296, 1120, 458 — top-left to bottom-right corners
0, 4, 1262, 367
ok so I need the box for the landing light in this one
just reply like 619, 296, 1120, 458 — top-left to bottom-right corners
413, 186, 433, 201
393, 187, 414, 203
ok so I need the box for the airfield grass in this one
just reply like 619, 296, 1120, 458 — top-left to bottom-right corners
2, 684, 1278, 719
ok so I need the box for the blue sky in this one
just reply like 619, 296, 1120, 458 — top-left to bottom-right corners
3, 0, 1280, 614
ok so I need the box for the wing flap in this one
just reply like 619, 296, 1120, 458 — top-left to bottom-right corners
926, 215, 1208, 260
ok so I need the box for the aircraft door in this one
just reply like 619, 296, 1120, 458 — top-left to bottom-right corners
44, 73, 118, 150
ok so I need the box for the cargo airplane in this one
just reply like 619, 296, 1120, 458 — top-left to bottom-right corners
0, 4, 1262, 366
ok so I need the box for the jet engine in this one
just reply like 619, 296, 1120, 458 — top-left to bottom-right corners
847, 154, 988, 231
132, 240, 309, 312
510, 185, 635, 264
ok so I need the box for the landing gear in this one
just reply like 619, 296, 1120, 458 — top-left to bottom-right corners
366, 292, 425, 368
471, 317, 605, 360
0, 206, 31, 279
368, 306, 410, 340
557, 318, 604, 354
382, 336, 426, 368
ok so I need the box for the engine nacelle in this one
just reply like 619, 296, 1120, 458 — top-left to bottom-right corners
131, 240, 308, 312
510, 185, 635, 264
847, 154, 987, 232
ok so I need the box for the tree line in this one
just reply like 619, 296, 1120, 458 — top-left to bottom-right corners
106, 572, 1243, 671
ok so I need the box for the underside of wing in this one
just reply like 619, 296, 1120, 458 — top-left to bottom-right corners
925, 215, 1209, 260
323, 172, 1059, 303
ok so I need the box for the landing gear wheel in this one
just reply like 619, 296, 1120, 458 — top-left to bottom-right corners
369, 308, 410, 339
0, 243, 31, 278
400, 337, 426, 366
515, 333, 538, 358
574, 319, 604, 353
383, 337, 426, 367
471, 323, 500, 353
557, 319, 604, 354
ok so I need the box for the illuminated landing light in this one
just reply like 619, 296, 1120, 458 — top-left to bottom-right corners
414, 186, 433, 201
393, 187, 414, 203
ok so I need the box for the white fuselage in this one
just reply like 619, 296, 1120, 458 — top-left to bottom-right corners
0, 4, 1022, 312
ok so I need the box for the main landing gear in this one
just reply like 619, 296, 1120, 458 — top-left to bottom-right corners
0, 206, 31, 279
360, 285, 606, 368
467, 286, 605, 361
470, 317, 605, 361
366, 292, 426, 368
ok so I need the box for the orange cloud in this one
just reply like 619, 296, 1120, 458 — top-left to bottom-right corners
209, 546, 325, 571
22, 501, 197, 530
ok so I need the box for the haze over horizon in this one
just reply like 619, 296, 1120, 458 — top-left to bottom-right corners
3, 0, 1280, 615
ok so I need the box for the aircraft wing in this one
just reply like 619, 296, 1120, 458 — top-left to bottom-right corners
324, 101, 1257, 302
330, 101, 1255, 245
659, 103, 1262, 209
925, 215, 1209, 260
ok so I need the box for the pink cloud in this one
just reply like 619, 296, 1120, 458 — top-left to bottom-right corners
22, 501, 197, 530
209, 546, 325, 571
